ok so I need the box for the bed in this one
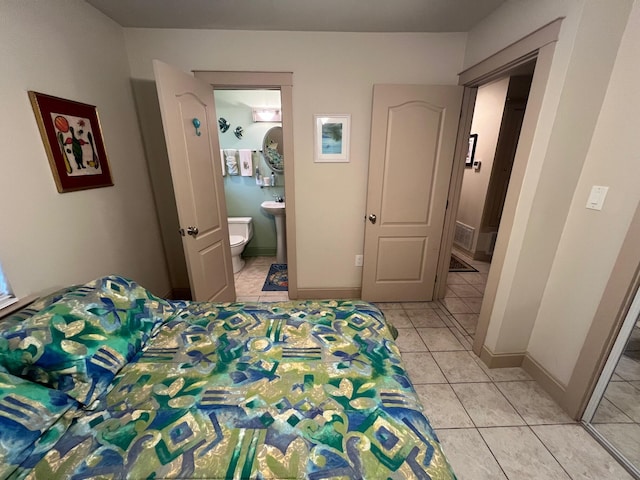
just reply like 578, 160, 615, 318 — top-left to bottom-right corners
0, 275, 456, 479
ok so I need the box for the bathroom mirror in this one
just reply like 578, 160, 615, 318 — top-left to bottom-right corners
262, 126, 284, 173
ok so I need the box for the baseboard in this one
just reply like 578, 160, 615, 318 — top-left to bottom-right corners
480, 345, 525, 368
522, 354, 569, 414
473, 252, 493, 262
296, 288, 361, 300
244, 247, 277, 257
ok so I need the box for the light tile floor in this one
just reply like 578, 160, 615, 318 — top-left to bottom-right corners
234, 256, 289, 302
375, 249, 633, 479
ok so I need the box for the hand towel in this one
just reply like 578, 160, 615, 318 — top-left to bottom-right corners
219, 149, 226, 176
225, 149, 239, 175
239, 149, 253, 176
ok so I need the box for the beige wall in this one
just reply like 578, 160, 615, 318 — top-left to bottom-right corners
528, 0, 640, 385
456, 78, 509, 253
468, 0, 636, 386
0, 0, 170, 297
122, 29, 467, 289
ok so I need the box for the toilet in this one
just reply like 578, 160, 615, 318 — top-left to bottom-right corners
228, 217, 253, 273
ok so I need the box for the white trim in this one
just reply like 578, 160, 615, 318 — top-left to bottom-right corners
0, 294, 18, 310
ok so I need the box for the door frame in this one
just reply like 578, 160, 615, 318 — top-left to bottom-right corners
434, 19, 563, 361
193, 71, 298, 299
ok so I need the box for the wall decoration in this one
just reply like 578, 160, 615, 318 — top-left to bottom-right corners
218, 117, 230, 133
466, 133, 478, 167
234, 126, 244, 139
29, 92, 113, 193
314, 114, 350, 163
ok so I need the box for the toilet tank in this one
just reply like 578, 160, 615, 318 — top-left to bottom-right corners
228, 217, 253, 240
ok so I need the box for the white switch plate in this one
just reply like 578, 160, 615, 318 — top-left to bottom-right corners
355, 255, 364, 267
586, 185, 609, 211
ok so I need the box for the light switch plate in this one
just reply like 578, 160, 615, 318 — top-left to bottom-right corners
586, 185, 609, 211
355, 255, 364, 267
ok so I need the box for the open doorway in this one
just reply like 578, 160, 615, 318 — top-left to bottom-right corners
193, 70, 298, 300
212, 89, 288, 300
444, 62, 535, 342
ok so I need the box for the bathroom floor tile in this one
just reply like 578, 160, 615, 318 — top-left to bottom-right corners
440, 297, 473, 314
592, 398, 634, 424
413, 384, 473, 429
533, 424, 635, 479
460, 297, 483, 314
236, 296, 259, 302
407, 308, 447, 328
431, 351, 491, 383
614, 356, 640, 381
395, 328, 429, 352
401, 352, 447, 384
496, 381, 574, 425
445, 273, 470, 285
452, 383, 525, 427
479, 426, 570, 479
448, 284, 483, 298
603, 381, 640, 422
417, 327, 465, 351
452, 314, 478, 335
436, 428, 507, 480
379, 308, 413, 328
590, 423, 640, 470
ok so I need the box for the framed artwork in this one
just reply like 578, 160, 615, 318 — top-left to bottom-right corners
314, 114, 351, 163
466, 133, 478, 167
29, 91, 113, 193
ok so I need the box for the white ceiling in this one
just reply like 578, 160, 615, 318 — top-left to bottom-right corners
85, 0, 506, 32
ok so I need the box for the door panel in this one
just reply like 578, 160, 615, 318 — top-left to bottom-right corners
376, 237, 427, 281
382, 102, 442, 225
154, 60, 235, 302
362, 85, 463, 302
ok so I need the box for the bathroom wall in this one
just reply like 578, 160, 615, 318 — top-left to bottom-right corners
214, 90, 285, 256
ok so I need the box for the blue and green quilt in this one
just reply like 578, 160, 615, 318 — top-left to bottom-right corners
0, 276, 456, 479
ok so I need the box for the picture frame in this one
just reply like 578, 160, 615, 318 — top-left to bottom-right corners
29, 91, 113, 193
466, 133, 478, 167
314, 114, 351, 163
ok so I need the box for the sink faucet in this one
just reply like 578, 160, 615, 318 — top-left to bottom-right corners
273, 194, 284, 203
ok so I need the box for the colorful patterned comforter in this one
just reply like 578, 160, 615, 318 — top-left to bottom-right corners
1, 277, 456, 479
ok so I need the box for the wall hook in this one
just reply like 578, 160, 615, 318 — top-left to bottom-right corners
192, 118, 202, 136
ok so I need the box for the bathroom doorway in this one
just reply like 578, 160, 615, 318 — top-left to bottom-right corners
213, 88, 288, 300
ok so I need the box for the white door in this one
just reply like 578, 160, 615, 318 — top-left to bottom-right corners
361, 85, 463, 302
153, 60, 235, 302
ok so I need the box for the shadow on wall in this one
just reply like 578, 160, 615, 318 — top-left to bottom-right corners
130, 79, 189, 294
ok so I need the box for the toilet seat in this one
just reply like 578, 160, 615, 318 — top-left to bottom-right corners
230, 234, 245, 247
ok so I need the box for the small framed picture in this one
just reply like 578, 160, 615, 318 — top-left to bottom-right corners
466, 133, 478, 167
29, 91, 113, 193
314, 114, 351, 163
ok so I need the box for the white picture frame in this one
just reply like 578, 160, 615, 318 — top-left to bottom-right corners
314, 114, 351, 163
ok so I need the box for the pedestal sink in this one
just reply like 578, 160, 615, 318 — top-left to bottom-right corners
261, 201, 286, 264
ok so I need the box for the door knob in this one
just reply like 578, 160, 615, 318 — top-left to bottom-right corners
368, 214, 377, 224
187, 226, 199, 236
